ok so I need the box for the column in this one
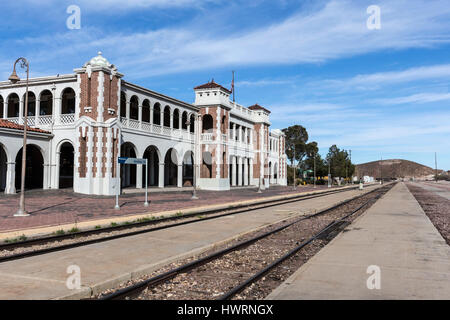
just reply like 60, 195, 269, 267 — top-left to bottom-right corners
231, 156, 237, 186
35, 99, 40, 126
126, 102, 130, 127
54, 97, 62, 125
244, 158, 249, 186
5, 162, 15, 194
138, 105, 143, 129
150, 105, 154, 126
2, 101, 7, 119
19, 99, 24, 123
249, 158, 254, 186
44, 162, 51, 190
158, 162, 164, 188
237, 157, 243, 186
177, 164, 183, 188
136, 164, 143, 189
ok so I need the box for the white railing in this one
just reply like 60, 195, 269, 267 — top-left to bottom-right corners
60, 113, 75, 124
201, 133, 214, 142
128, 119, 140, 129
7, 117, 19, 124
120, 118, 194, 142
39, 115, 54, 126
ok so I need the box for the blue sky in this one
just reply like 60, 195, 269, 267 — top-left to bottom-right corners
1, 0, 449, 169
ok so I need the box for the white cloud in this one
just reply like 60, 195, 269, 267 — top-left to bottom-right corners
8, 0, 450, 78
374, 92, 450, 105
319, 64, 450, 91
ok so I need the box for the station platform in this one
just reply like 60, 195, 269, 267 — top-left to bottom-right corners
267, 182, 450, 300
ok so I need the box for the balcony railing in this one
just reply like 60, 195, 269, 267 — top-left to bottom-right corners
120, 117, 194, 141
4, 114, 75, 128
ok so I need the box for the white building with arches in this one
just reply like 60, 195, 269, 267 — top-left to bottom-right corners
0, 53, 287, 196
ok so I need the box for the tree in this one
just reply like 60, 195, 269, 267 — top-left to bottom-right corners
283, 125, 309, 165
325, 145, 355, 179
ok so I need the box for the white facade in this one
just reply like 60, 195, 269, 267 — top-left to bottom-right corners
0, 53, 287, 195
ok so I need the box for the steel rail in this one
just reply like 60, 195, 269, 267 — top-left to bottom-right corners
98, 184, 391, 300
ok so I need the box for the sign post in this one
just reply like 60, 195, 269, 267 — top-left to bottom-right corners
116, 157, 149, 209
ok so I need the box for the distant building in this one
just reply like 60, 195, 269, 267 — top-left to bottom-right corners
0, 53, 287, 195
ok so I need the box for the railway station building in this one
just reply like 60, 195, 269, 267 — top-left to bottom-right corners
0, 52, 287, 196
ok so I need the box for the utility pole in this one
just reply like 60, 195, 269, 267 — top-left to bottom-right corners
380, 155, 383, 184
313, 151, 316, 189
350, 150, 353, 184
328, 155, 331, 188
435, 152, 438, 183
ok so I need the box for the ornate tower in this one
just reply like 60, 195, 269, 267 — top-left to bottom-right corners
193, 81, 231, 190
73, 52, 124, 195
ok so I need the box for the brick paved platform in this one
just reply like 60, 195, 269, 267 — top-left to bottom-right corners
0, 185, 332, 235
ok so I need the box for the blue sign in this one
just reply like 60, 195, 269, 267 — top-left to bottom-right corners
118, 157, 147, 165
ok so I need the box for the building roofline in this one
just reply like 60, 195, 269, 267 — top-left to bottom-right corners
122, 80, 199, 112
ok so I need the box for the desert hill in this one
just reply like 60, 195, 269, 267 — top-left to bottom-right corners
355, 159, 440, 180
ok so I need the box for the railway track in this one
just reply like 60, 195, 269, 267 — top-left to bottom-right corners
98, 183, 393, 300
0, 184, 379, 263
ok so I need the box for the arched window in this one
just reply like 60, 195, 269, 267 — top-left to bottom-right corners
120, 92, 126, 117
61, 88, 76, 114
202, 114, 213, 133
182, 111, 188, 130
142, 100, 150, 123
23, 92, 36, 116
221, 115, 226, 133
7, 93, 20, 118
163, 106, 171, 127
153, 103, 161, 125
173, 109, 180, 129
190, 114, 195, 133
130, 96, 139, 120
39, 90, 53, 116
0, 95, 3, 118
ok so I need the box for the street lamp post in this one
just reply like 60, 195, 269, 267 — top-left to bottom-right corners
292, 144, 296, 190
186, 116, 200, 200
9, 58, 30, 217
257, 129, 263, 193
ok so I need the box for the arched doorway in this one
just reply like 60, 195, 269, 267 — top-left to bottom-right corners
59, 142, 74, 189
15, 145, 44, 191
164, 148, 178, 186
274, 163, 278, 183
202, 151, 212, 179
143, 146, 160, 187
183, 151, 194, 186
269, 162, 272, 184
0, 144, 7, 192
120, 142, 137, 188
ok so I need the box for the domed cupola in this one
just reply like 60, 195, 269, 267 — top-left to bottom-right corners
83, 51, 116, 70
